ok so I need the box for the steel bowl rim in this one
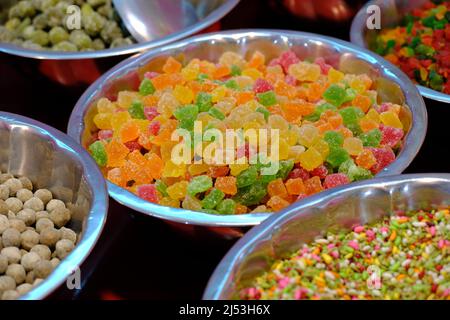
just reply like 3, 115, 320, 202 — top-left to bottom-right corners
0, 0, 240, 60
68, 29, 427, 227
350, 0, 450, 104
203, 173, 450, 299
0, 111, 109, 300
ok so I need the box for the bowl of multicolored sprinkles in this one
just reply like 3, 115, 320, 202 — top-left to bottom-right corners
68, 30, 427, 227
351, 0, 450, 103
204, 174, 450, 300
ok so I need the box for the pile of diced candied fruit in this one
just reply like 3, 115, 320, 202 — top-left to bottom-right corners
86, 50, 406, 215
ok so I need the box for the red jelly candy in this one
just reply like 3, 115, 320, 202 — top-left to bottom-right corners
368, 147, 396, 174
98, 130, 113, 140
144, 107, 159, 121
310, 165, 328, 180
279, 51, 300, 73
289, 167, 310, 181
137, 184, 158, 203
324, 173, 349, 189
124, 140, 141, 152
148, 121, 161, 136
380, 125, 404, 148
253, 78, 274, 93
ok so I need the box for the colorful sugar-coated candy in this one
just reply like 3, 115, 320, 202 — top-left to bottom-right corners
86, 50, 408, 215
241, 207, 450, 300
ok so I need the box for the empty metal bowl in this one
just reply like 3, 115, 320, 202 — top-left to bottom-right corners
68, 30, 427, 227
203, 173, 450, 299
0, 112, 108, 300
350, 0, 450, 103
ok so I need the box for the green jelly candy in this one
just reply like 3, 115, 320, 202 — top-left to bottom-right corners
236, 166, 258, 188
139, 78, 155, 96
323, 84, 347, 106
324, 131, 344, 147
217, 199, 236, 215
257, 90, 277, 107
197, 74, 209, 82
233, 181, 267, 206
256, 106, 270, 120
174, 104, 199, 121
277, 160, 294, 180
260, 174, 278, 184
348, 165, 373, 181
201, 208, 220, 215
225, 79, 239, 90
201, 188, 225, 210
338, 159, 356, 174
155, 180, 168, 197
128, 101, 145, 119
89, 141, 107, 167
208, 107, 225, 120
187, 175, 213, 196
359, 128, 382, 147
196, 92, 213, 112
178, 118, 195, 131
339, 107, 364, 126
326, 147, 350, 168
304, 103, 337, 122
344, 88, 357, 103
231, 65, 242, 76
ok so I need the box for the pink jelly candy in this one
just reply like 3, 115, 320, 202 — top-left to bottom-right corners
324, 173, 350, 189
380, 125, 404, 148
148, 121, 161, 136
144, 106, 159, 121
98, 129, 113, 140
368, 147, 396, 174
314, 57, 332, 74
289, 167, 310, 181
144, 71, 159, 79
285, 75, 297, 86
279, 50, 300, 72
253, 78, 274, 93
310, 165, 328, 180
137, 184, 158, 203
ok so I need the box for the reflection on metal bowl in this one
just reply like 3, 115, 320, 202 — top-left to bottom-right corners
68, 30, 427, 231
203, 174, 450, 299
0, 112, 108, 299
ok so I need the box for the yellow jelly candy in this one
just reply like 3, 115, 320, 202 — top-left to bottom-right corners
93, 113, 112, 130
166, 181, 189, 200
97, 98, 116, 113
159, 197, 180, 208
162, 160, 186, 178
111, 112, 131, 134
297, 124, 319, 148
380, 111, 403, 129
173, 85, 194, 105
288, 62, 321, 82
328, 68, 344, 83
229, 160, 249, 176
181, 64, 200, 81
158, 92, 180, 118
278, 138, 289, 160
288, 145, 306, 163
268, 114, 289, 133
242, 68, 263, 80
299, 147, 323, 171
343, 137, 363, 156
117, 91, 139, 109
211, 86, 227, 103
312, 139, 330, 158
188, 163, 210, 176
366, 108, 381, 124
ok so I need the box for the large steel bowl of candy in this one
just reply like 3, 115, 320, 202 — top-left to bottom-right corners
0, 0, 240, 85
0, 112, 108, 300
350, 0, 450, 103
68, 30, 427, 229
203, 173, 450, 299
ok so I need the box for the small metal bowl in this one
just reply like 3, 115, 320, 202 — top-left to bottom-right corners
68, 30, 427, 228
350, 0, 450, 104
0, 0, 240, 60
0, 112, 108, 300
203, 173, 450, 299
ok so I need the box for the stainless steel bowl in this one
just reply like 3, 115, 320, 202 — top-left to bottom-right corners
0, 0, 240, 60
68, 30, 427, 227
350, 0, 450, 103
203, 173, 450, 299
0, 112, 108, 300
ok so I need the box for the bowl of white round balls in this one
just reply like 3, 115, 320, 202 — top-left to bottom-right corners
0, 112, 108, 300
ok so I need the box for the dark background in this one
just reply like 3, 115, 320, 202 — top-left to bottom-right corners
0, 0, 449, 300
